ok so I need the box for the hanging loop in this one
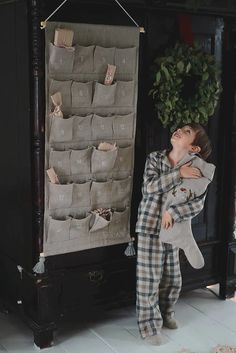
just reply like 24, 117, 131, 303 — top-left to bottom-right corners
40, 0, 68, 30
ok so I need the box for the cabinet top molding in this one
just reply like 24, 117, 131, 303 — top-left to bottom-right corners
37, 0, 236, 17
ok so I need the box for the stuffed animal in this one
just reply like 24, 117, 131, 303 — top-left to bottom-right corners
160, 155, 215, 269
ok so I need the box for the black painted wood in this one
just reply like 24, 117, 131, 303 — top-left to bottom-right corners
0, 1, 32, 271
218, 24, 236, 297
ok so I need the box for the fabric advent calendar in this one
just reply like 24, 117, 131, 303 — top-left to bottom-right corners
43, 22, 139, 256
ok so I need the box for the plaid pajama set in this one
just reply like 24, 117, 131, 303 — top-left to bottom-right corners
135, 150, 206, 338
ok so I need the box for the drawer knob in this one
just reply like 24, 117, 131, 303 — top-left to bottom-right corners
88, 270, 104, 283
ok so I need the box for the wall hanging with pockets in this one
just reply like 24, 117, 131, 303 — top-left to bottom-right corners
44, 22, 139, 256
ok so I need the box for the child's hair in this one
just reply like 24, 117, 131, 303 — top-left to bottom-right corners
186, 123, 212, 160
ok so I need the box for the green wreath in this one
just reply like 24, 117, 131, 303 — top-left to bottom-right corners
149, 42, 222, 131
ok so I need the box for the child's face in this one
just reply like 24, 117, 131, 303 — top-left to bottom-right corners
170, 125, 199, 153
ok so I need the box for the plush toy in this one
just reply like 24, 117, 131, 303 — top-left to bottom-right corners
160, 155, 215, 269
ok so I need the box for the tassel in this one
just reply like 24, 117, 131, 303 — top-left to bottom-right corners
33, 253, 45, 274
124, 237, 136, 257
17, 265, 23, 279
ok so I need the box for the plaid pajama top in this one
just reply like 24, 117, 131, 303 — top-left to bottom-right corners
135, 150, 206, 236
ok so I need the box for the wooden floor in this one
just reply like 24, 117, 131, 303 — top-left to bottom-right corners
0, 286, 236, 353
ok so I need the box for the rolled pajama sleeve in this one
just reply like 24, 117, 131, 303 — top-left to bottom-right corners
143, 154, 182, 195
167, 192, 207, 223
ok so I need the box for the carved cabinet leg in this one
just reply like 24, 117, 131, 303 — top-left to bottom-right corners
219, 281, 236, 299
34, 328, 55, 349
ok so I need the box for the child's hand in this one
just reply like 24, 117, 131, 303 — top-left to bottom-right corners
180, 162, 202, 179
162, 211, 173, 229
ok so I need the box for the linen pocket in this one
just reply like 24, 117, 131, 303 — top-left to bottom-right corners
90, 180, 112, 207
92, 82, 117, 107
49, 150, 71, 176
49, 43, 75, 74
73, 114, 92, 141
72, 182, 91, 207
114, 146, 133, 172
114, 47, 136, 74
89, 214, 109, 247
50, 80, 72, 108
113, 113, 134, 139
91, 114, 113, 140
47, 216, 71, 243
112, 177, 131, 207
49, 183, 73, 209
94, 46, 115, 73
69, 214, 92, 239
70, 148, 92, 175
91, 147, 118, 173
49, 117, 73, 143
90, 213, 110, 232
109, 208, 129, 238
116, 81, 134, 106
73, 45, 94, 73
71, 81, 93, 107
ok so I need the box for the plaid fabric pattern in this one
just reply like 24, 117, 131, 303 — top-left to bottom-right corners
136, 233, 182, 338
135, 150, 206, 235
135, 150, 207, 338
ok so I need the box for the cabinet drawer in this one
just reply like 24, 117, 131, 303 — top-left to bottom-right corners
59, 260, 136, 313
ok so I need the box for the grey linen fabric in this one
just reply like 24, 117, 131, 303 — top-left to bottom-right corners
44, 22, 139, 256
159, 156, 215, 269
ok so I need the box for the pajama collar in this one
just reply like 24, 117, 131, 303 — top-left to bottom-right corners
159, 150, 200, 168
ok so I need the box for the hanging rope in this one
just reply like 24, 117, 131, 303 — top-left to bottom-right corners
40, 0, 68, 29
114, 0, 145, 32
40, 0, 145, 32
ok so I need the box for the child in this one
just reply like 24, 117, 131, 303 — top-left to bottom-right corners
136, 123, 213, 345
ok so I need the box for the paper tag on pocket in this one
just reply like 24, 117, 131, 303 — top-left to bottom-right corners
98, 142, 117, 151
104, 64, 116, 85
50, 92, 63, 118
47, 168, 60, 184
54, 28, 74, 47
51, 92, 62, 106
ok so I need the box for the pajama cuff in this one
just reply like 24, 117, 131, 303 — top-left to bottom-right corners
167, 205, 181, 222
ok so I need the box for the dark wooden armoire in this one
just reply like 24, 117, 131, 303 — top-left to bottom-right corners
0, 0, 236, 348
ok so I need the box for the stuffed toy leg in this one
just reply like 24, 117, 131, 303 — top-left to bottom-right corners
159, 155, 215, 269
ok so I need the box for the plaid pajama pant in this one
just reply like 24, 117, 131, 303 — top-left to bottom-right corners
136, 233, 182, 338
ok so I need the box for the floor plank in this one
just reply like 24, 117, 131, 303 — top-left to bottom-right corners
0, 288, 236, 353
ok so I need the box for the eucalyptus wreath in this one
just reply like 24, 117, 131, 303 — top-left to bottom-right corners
149, 42, 222, 131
